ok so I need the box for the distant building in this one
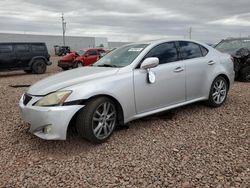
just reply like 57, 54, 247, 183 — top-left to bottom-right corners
0, 33, 131, 55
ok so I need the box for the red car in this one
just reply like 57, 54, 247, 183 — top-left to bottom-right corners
58, 48, 106, 70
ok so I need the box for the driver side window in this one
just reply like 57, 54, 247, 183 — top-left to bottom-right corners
144, 42, 178, 64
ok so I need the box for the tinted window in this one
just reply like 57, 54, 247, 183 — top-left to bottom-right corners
88, 50, 98, 56
179, 41, 203, 60
145, 42, 178, 64
215, 39, 250, 53
16, 44, 29, 52
0, 45, 13, 53
200, 46, 208, 56
31, 44, 46, 52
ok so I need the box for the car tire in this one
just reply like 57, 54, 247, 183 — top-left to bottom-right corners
62, 67, 69, 71
206, 76, 228, 107
78, 61, 83, 67
76, 97, 117, 144
24, 70, 32, 74
32, 60, 47, 74
73, 61, 83, 68
239, 66, 250, 82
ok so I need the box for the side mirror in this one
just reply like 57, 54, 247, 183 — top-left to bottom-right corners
140, 57, 159, 69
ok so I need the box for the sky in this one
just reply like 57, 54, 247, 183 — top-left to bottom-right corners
0, 0, 250, 43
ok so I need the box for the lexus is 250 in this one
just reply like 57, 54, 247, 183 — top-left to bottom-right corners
19, 39, 234, 143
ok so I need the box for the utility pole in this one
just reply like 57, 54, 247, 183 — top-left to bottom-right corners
189, 27, 192, 39
61, 13, 66, 46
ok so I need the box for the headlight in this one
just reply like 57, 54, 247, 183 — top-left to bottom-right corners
35, 91, 72, 107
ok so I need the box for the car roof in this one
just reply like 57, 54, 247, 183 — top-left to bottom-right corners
130, 38, 209, 47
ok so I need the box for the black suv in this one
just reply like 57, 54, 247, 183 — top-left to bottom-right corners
0, 42, 52, 74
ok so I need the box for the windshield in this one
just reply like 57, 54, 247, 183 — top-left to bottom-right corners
77, 50, 86, 56
93, 44, 148, 67
215, 39, 250, 53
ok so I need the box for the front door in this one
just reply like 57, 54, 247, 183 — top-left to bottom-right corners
133, 42, 186, 114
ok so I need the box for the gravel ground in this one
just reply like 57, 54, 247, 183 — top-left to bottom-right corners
0, 57, 249, 187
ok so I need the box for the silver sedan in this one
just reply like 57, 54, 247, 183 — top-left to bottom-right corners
19, 39, 235, 143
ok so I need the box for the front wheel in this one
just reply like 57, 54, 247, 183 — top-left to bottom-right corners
76, 97, 117, 144
206, 76, 228, 107
73, 61, 84, 68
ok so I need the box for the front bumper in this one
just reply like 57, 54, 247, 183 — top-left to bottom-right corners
19, 94, 83, 140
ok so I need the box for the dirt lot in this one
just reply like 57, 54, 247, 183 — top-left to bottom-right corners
0, 57, 249, 187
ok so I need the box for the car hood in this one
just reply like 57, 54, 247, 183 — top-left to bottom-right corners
28, 67, 119, 95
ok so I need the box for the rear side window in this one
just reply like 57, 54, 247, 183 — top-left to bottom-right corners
16, 44, 29, 52
179, 41, 203, 60
145, 42, 178, 64
0, 45, 13, 53
200, 46, 209, 56
31, 44, 46, 52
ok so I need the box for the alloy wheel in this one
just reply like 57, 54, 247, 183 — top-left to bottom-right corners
212, 79, 227, 104
92, 102, 116, 140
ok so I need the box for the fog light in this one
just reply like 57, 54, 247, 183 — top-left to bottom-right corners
42, 125, 52, 134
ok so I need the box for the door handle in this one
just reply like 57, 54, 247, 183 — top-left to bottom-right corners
174, 67, 184, 73
208, 60, 215, 65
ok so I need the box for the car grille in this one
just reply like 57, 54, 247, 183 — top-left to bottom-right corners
23, 93, 32, 105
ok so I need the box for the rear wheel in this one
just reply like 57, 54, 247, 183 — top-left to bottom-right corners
32, 60, 46, 74
239, 66, 250, 82
76, 97, 117, 144
206, 76, 228, 107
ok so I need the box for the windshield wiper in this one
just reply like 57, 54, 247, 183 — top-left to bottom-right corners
97, 64, 119, 68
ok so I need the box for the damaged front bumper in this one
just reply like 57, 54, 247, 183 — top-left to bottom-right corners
19, 94, 83, 140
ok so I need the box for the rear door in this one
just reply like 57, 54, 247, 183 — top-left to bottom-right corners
178, 41, 214, 100
14, 44, 32, 68
31, 43, 48, 59
0, 44, 16, 69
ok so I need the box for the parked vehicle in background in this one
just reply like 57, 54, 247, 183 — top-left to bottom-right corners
58, 48, 106, 70
0, 42, 51, 74
54, 45, 71, 56
215, 38, 250, 82
20, 39, 234, 144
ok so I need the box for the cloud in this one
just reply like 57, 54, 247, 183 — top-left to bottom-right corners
0, 0, 250, 43
208, 13, 250, 26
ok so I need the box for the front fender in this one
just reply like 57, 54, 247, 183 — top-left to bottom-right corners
64, 72, 136, 123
